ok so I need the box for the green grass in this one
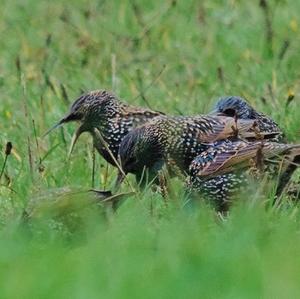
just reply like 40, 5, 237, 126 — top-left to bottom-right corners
1, 0, 300, 298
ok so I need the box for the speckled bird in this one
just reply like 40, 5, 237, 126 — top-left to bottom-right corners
187, 139, 300, 210
45, 90, 163, 166
207, 95, 295, 207
211, 96, 284, 142
118, 114, 261, 185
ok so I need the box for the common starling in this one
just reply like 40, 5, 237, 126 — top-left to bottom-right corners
45, 90, 163, 166
209, 96, 298, 204
118, 114, 261, 186
211, 96, 284, 142
187, 139, 300, 210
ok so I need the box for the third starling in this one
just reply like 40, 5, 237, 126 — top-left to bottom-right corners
207, 96, 297, 207
211, 96, 284, 142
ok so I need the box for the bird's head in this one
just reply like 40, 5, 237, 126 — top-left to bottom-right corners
117, 126, 164, 185
211, 96, 256, 119
44, 90, 118, 155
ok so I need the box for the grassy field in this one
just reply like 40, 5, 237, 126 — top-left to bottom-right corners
1, 0, 300, 298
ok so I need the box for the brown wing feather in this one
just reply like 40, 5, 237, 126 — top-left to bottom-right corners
197, 141, 261, 176
197, 116, 255, 143
197, 141, 292, 177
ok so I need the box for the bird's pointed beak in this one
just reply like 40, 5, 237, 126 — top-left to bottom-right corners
42, 118, 65, 137
67, 125, 86, 159
209, 108, 228, 117
43, 112, 81, 138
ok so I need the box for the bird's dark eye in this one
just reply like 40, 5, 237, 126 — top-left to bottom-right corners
223, 108, 236, 117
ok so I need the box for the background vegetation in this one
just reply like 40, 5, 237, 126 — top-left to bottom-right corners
0, 0, 300, 298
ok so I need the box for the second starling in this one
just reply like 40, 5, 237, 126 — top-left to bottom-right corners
118, 114, 262, 186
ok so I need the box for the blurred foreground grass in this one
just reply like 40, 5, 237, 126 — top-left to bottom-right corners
0, 0, 300, 298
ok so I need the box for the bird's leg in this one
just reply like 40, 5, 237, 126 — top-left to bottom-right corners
158, 171, 168, 200
248, 142, 265, 179
254, 142, 265, 172
156, 164, 172, 201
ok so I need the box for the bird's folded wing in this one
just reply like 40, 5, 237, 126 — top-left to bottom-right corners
196, 117, 253, 142
194, 141, 291, 177
198, 116, 280, 143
